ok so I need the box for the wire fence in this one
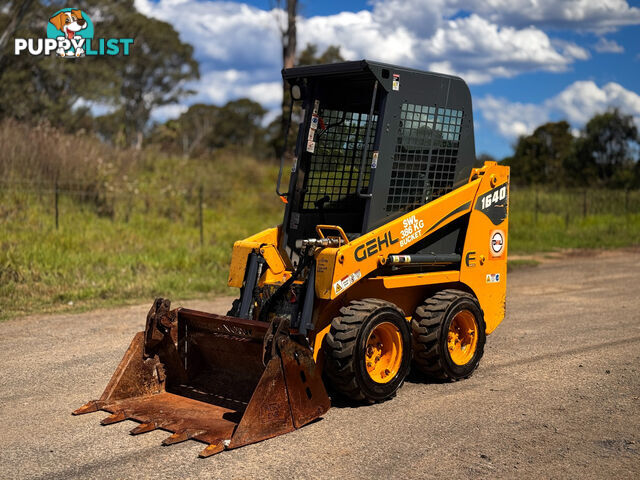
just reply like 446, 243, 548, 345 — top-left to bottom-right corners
510, 187, 640, 227
0, 180, 218, 246
1, 180, 639, 239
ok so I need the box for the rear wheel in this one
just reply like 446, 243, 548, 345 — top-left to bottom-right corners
324, 299, 411, 403
412, 289, 486, 381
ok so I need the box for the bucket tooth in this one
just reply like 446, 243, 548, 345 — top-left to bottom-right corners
73, 400, 102, 416
101, 411, 126, 425
162, 429, 205, 446
130, 422, 157, 435
74, 308, 331, 457
199, 442, 225, 458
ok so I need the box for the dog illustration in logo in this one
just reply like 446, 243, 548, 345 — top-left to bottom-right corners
49, 9, 87, 57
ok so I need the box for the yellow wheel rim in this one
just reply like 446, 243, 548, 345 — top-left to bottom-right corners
365, 322, 403, 384
447, 310, 478, 366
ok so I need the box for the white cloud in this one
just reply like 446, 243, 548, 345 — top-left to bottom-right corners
135, 0, 281, 70
301, 11, 589, 83
436, 0, 640, 33
183, 70, 281, 108
133, 0, 619, 129
553, 81, 640, 124
593, 37, 625, 53
553, 39, 592, 60
477, 81, 640, 139
152, 104, 188, 122
476, 96, 548, 138
370, 0, 447, 38
300, 10, 416, 65
417, 15, 589, 81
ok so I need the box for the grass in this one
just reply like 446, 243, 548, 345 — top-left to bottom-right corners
507, 259, 541, 271
1, 152, 285, 320
3, 184, 637, 321
1, 120, 638, 320
509, 189, 640, 253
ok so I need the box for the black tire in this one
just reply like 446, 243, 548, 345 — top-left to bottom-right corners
412, 289, 486, 381
324, 298, 412, 403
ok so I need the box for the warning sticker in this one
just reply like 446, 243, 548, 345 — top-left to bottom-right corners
306, 141, 315, 153
371, 151, 379, 169
486, 273, 501, 284
313, 99, 320, 115
392, 74, 400, 91
310, 114, 319, 130
333, 270, 362, 295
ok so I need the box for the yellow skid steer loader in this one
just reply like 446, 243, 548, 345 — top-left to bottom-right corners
74, 60, 509, 457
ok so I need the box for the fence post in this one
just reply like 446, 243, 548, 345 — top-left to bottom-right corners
625, 189, 629, 214
582, 189, 587, 218
54, 179, 59, 230
199, 185, 204, 247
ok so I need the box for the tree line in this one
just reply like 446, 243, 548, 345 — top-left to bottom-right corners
0, 0, 199, 149
500, 110, 640, 189
0, 0, 340, 156
1, 0, 638, 187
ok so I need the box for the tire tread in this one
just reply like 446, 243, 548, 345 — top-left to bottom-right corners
411, 289, 484, 381
324, 298, 408, 403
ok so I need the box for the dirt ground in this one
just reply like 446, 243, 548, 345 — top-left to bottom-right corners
1, 249, 639, 479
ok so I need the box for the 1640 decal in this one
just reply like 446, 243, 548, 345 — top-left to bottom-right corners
475, 182, 508, 225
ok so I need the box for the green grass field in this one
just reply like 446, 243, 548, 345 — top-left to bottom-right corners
509, 188, 640, 252
0, 152, 284, 319
1, 156, 639, 320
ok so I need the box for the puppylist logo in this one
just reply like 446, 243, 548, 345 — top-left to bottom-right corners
14, 8, 134, 58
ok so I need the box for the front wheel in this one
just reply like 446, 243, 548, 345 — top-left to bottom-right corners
324, 299, 412, 403
412, 289, 486, 381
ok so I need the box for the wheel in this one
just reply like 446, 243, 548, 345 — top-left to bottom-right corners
412, 289, 486, 381
324, 299, 412, 403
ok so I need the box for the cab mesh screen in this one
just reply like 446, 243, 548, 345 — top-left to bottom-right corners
302, 109, 377, 210
386, 104, 463, 213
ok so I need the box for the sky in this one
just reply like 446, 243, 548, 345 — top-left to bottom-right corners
134, 0, 640, 158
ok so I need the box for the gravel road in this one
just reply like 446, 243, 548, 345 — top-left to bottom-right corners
1, 249, 639, 479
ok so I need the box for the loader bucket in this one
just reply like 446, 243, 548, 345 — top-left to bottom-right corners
74, 300, 331, 457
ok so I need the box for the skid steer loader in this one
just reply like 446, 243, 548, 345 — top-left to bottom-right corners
74, 60, 509, 457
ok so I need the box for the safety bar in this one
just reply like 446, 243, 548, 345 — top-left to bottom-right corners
276, 96, 295, 198
315, 225, 350, 245
356, 81, 378, 199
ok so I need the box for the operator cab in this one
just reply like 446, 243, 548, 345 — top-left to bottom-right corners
279, 60, 476, 254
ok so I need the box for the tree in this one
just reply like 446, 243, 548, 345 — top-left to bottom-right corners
503, 121, 574, 186
0, 0, 199, 148
214, 98, 267, 150
103, 4, 199, 148
298, 44, 344, 66
0, 0, 35, 72
267, 43, 344, 156
570, 109, 639, 188
0, 0, 117, 129
147, 99, 267, 157
273, 0, 298, 136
